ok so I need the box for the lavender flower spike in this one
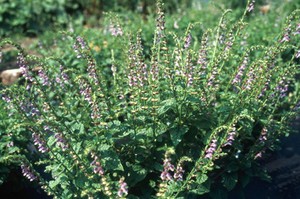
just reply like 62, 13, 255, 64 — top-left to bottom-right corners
160, 157, 175, 181
205, 139, 217, 159
21, 163, 37, 181
184, 33, 192, 49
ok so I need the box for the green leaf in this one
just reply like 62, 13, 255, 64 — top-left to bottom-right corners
47, 135, 56, 147
196, 173, 208, 184
157, 98, 176, 115
190, 184, 210, 195
99, 144, 124, 171
170, 125, 189, 146
222, 172, 238, 191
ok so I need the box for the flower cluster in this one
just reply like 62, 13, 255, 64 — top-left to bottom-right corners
90, 154, 104, 176
20, 101, 40, 117
224, 125, 237, 146
184, 33, 192, 49
32, 132, 49, 153
38, 69, 50, 86
117, 177, 128, 198
174, 163, 184, 181
54, 132, 68, 151
280, 25, 291, 43
21, 163, 37, 181
205, 139, 217, 159
17, 52, 33, 82
79, 81, 93, 105
258, 127, 268, 143
160, 156, 175, 181
275, 77, 289, 98
76, 36, 87, 49
232, 56, 249, 85
109, 23, 123, 37
247, 0, 255, 12
55, 65, 69, 88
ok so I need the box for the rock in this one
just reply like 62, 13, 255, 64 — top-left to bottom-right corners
260, 5, 270, 14
0, 68, 22, 85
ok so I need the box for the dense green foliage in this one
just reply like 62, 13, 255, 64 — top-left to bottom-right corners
0, 0, 300, 198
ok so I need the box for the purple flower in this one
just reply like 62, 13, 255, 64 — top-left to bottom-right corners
76, 36, 87, 49
18, 53, 33, 82
243, 65, 256, 90
117, 178, 128, 197
91, 103, 101, 120
258, 127, 268, 142
232, 56, 249, 85
225, 32, 233, 52
32, 133, 48, 153
90, 155, 104, 176
109, 24, 123, 37
174, 164, 184, 181
20, 102, 40, 117
294, 23, 300, 35
87, 59, 99, 85
184, 33, 192, 49
56, 65, 69, 88
280, 33, 290, 43
38, 69, 50, 86
2, 94, 12, 103
295, 50, 300, 58
254, 151, 263, 159
160, 157, 175, 181
54, 132, 68, 151
73, 44, 83, 58
247, 0, 255, 12
205, 139, 217, 159
224, 125, 237, 146
207, 68, 218, 87
275, 78, 289, 98
79, 81, 93, 105
280, 26, 291, 43
21, 163, 37, 181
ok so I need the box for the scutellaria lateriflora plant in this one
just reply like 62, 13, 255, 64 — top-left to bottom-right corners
1, 0, 300, 198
